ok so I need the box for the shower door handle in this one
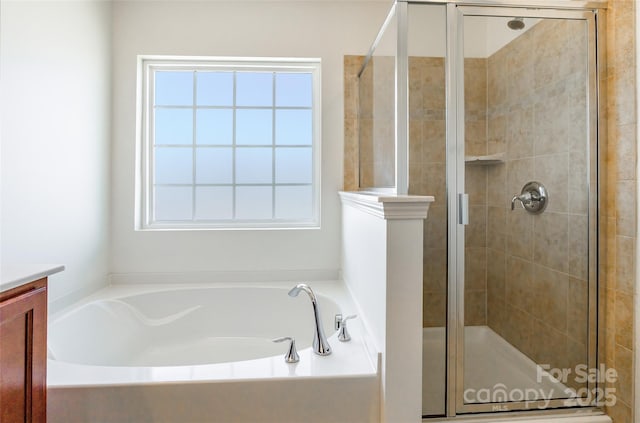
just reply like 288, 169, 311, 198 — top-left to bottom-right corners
458, 193, 469, 225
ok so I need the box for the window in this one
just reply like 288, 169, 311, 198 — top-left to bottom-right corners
138, 57, 321, 229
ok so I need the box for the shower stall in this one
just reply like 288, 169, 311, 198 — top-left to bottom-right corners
348, 0, 606, 419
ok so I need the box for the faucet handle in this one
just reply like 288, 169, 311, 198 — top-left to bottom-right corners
272, 337, 300, 363
337, 314, 357, 342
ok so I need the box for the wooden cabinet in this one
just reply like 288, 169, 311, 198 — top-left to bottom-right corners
0, 278, 48, 423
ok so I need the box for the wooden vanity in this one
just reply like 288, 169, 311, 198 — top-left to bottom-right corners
0, 265, 63, 423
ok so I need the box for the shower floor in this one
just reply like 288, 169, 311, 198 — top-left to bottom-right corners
423, 326, 574, 416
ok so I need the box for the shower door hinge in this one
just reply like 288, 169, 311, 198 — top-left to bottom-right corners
458, 193, 469, 225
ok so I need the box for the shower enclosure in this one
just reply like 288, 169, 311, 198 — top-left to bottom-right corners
351, 0, 605, 418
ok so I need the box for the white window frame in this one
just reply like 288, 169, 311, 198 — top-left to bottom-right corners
136, 56, 322, 230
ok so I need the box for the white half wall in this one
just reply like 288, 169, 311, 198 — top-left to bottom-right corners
0, 1, 112, 308
341, 192, 432, 423
110, 1, 390, 276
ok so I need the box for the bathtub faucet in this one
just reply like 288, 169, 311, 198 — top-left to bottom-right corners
288, 283, 331, 356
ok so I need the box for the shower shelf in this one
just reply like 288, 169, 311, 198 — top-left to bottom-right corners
464, 152, 505, 166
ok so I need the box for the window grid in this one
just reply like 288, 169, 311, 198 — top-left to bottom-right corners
144, 59, 319, 228
231, 71, 237, 219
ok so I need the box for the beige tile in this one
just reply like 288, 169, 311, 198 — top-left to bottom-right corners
465, 290, 487, 326
533, 93, 569, 156
534, 152, 569, 213
533, 212, 569, 273
487, 164, 507, 208
614, 66, 636, 126
567, 277, 588, 346
504, 305, 534, 360
612, 0, 635, 71
424, 163, 446, 203
507, 208, 534, 260
409, 63, 424, 120
614, 344, 633, 407
605, 288, 616, 333
409, 120, 423, 168
606, 218, 618, 291
422, 63, 445, 111
488, 114, 506, 155
505, 256, 534, 314
466, 166, 487, 206
487, 248, 506, 300
568, 214, 588, 280
423, 120, 446, 164
568, 149, 588, 215
487, 289, 505, 337
423, 291, 447, 328
343, 118, 358, 191
466, 120, 487, 157
487, 206, 506, 251
566, 338, 588, 390
615, 180, 636, 238
568, 87, 587, 158
614, 291, 633, 350
506, 158, 535, 204
532, 320, 567, 370
408, 164, 424, 195
487, 53, 506, 110
464, 58, 487, 115
424, 247, 447, 293
606, 401, 632, 423
506, 106, 534, 160
533, 264, 569, 333
424, 205, 446, 250
615, 123, 637, 181
615, 236, 635, 294
465, 206, 486, 248
533, 23, 573, 91
465, 247, 486, 291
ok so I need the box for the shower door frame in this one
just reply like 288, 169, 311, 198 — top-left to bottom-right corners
358, 0, 606, 418
445, 3, 603, 417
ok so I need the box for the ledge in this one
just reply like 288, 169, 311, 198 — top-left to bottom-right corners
339, 191, 434, 220
1, 264, 65, 294
465, 152, 505, 166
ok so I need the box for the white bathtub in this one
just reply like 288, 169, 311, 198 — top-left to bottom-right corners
47, 281, 379, 423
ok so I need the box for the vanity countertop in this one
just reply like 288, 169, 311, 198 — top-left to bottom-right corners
0, 264, 65, 294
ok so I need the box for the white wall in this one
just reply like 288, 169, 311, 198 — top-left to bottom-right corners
341, 193, 430, 422
110, 1, 390, 276
0, 1, 112, 307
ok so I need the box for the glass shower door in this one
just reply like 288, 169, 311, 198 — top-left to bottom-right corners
405, 3, 448, 417
457, 6, 597, 414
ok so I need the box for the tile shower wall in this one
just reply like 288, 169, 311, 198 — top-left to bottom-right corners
408, 56, 488, 327
407, 57, 449, 327
464, 58, 489, 326
483, 19, 589, 385
603, 1, 636, 422
357, 57, 396, 189
343, 55, 362, 193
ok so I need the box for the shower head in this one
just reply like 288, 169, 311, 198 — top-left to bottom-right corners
507, 17, 525, 31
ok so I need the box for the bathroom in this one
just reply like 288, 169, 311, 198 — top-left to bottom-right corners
0, 0, 637, 422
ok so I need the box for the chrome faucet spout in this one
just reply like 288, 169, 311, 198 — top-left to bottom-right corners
288, 283, 331, 356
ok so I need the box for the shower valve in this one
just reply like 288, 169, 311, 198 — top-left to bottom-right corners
511, 192, 533, 210
511, 181, 548, 214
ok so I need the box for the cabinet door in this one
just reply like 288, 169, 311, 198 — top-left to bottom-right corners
0, 286, 47, 423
